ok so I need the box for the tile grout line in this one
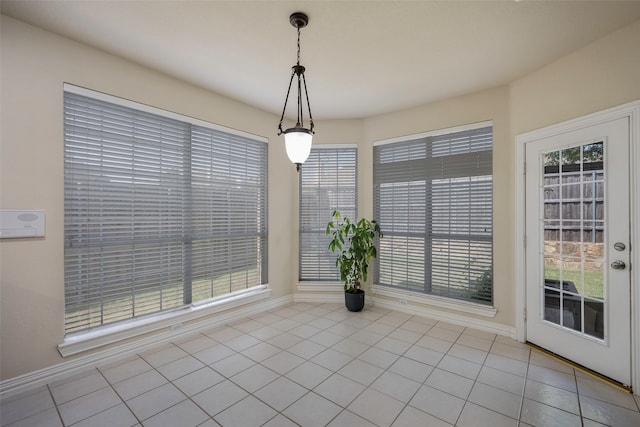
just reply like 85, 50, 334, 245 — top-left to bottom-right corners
155, 355, 220, 427
516, 345, 532, 427
104, 345, 217, 425
351, 316, 424, 427
186, 305, 348, 425
282, 311, 410, 426
251, 304, 362, 425
452, 327, 500, 427
574, 366, 585, 427
382, 321, 427, 427
45, 384, 65, 427
95, 362, 143, 426
391, 318, 504, 426
52, 376, 126, 426
318, 314, 397, 426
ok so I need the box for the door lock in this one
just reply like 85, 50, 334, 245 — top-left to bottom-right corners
614, 242, 626, 251
611, 260, 626, 270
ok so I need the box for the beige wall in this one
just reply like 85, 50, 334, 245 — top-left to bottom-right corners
510, 19, 640, 136
2, 13, 639, 381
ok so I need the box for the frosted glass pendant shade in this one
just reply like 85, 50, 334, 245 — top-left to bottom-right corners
284, 127, 313, 167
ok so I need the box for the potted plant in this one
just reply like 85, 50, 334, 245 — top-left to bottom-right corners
326, 210, 382, 312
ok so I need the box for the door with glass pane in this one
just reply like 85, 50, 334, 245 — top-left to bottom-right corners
525, 117, 631, 385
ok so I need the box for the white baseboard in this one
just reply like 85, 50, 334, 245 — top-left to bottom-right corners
371, 285, 497, 318
0, 295, 293, 400
293, 291, 513, 337
293, 292, 344, 304
371, 296, 516, 338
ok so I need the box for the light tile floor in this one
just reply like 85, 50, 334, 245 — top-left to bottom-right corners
2, 302, 640, 426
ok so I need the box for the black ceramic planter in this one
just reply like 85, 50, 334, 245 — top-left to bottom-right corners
345, 289, 365, 312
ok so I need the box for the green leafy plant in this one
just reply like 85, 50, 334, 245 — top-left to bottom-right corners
326, 210, 382, 293
468, 269, 493, 303
463, 259, 493, 303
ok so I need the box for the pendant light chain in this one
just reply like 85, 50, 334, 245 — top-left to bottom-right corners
297, 25, 301, 66
296, 25, 303, 126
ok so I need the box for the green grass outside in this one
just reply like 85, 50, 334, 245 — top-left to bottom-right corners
65, 268, 258, 334
544, 266, 603, 300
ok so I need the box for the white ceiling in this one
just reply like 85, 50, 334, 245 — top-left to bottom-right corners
3, 1, 640, 120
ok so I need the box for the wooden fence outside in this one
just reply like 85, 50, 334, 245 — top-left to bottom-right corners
544, 168, 604, 243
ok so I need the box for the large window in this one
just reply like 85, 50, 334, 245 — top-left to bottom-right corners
64, 86, 267, 335
299, 146, 357, 281
373, 124, 493, 304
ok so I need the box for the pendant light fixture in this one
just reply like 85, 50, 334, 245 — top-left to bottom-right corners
277, 12, 314, 171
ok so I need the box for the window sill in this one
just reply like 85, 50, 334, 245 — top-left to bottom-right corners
58, 285, 271, 357
371, 285, 497, 318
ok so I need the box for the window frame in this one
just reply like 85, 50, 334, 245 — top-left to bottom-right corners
372, 121, 496, 317
62, 84, 269, 347
298, 144, 358, 284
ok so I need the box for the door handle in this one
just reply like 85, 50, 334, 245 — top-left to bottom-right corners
611, 260, 626, 270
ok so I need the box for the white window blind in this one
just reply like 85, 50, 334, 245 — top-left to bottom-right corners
374, 125, 493, 304
64, 90, 267, 335
299, 147, 357, 281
